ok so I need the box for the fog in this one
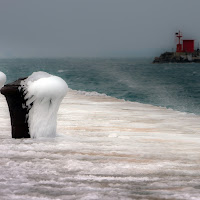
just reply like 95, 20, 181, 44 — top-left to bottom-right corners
0, 0, 200, 58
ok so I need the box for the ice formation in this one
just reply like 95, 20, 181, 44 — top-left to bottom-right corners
0, 90, 200, 199
0, 71, 6, 89
20, 71, 68, 138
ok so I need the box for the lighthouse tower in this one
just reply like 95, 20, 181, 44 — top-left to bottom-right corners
176, 31, 182, 52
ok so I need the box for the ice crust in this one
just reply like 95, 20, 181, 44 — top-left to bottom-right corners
0, 90, 200, 199
20, 72, 68, 138
0, 71, 6, 89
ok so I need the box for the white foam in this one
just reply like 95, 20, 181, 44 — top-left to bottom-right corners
58, 69, 65, 73
0, 71, 6, 89
74, 90, 108, 97
20, 71, 68, 138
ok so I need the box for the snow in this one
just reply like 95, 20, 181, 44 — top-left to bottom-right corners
0, 71, 6, 89
20, 72, 68, 138
0, 89, 200, 199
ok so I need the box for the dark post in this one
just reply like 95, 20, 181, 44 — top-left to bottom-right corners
0, 78, 30, 138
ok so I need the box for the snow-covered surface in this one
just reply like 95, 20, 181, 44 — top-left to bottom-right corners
0, 89, 200, 200
20, 72, 68, 138
0, 71, 6, 89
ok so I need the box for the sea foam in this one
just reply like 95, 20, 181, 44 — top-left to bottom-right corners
20, 71, 68, 138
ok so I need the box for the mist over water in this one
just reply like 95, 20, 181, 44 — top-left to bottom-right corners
0, 58, 200, 115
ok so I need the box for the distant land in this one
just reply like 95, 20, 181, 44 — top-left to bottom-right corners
153, 31, 200, 63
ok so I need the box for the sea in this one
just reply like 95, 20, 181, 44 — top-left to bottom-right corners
1, 58, 200, 200
0, 57, 200, 115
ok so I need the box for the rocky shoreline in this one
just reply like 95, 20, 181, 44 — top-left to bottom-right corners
153, 51, 200, 63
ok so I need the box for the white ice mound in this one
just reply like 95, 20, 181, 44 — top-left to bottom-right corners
20, 71, 68, 138
0, 71, 6, 89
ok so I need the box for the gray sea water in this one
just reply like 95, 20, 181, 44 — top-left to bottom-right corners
0, 58, 200, 115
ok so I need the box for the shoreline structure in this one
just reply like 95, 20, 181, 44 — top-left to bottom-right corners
153, 31, 200, 63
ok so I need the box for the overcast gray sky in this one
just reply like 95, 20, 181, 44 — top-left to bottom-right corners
0, 0, 199, 58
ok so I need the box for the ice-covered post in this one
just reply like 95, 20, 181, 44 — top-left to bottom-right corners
1, 71, 68, 139
0, 72, 6, 89
1, 76, 30, 138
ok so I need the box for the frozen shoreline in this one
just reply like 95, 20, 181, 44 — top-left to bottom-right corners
0, 89, 200, 200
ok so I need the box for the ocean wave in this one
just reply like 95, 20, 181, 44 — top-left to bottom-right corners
72, 89, 108, 97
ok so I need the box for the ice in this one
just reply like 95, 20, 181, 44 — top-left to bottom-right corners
20, 72, 68, 138
0, 71, 6, 89
0, 89, 200, 199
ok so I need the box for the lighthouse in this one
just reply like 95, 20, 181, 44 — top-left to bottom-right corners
153, 31, 200, 63
176, 31, 194, 53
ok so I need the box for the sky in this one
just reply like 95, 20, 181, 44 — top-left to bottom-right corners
0, 0, 200, 58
